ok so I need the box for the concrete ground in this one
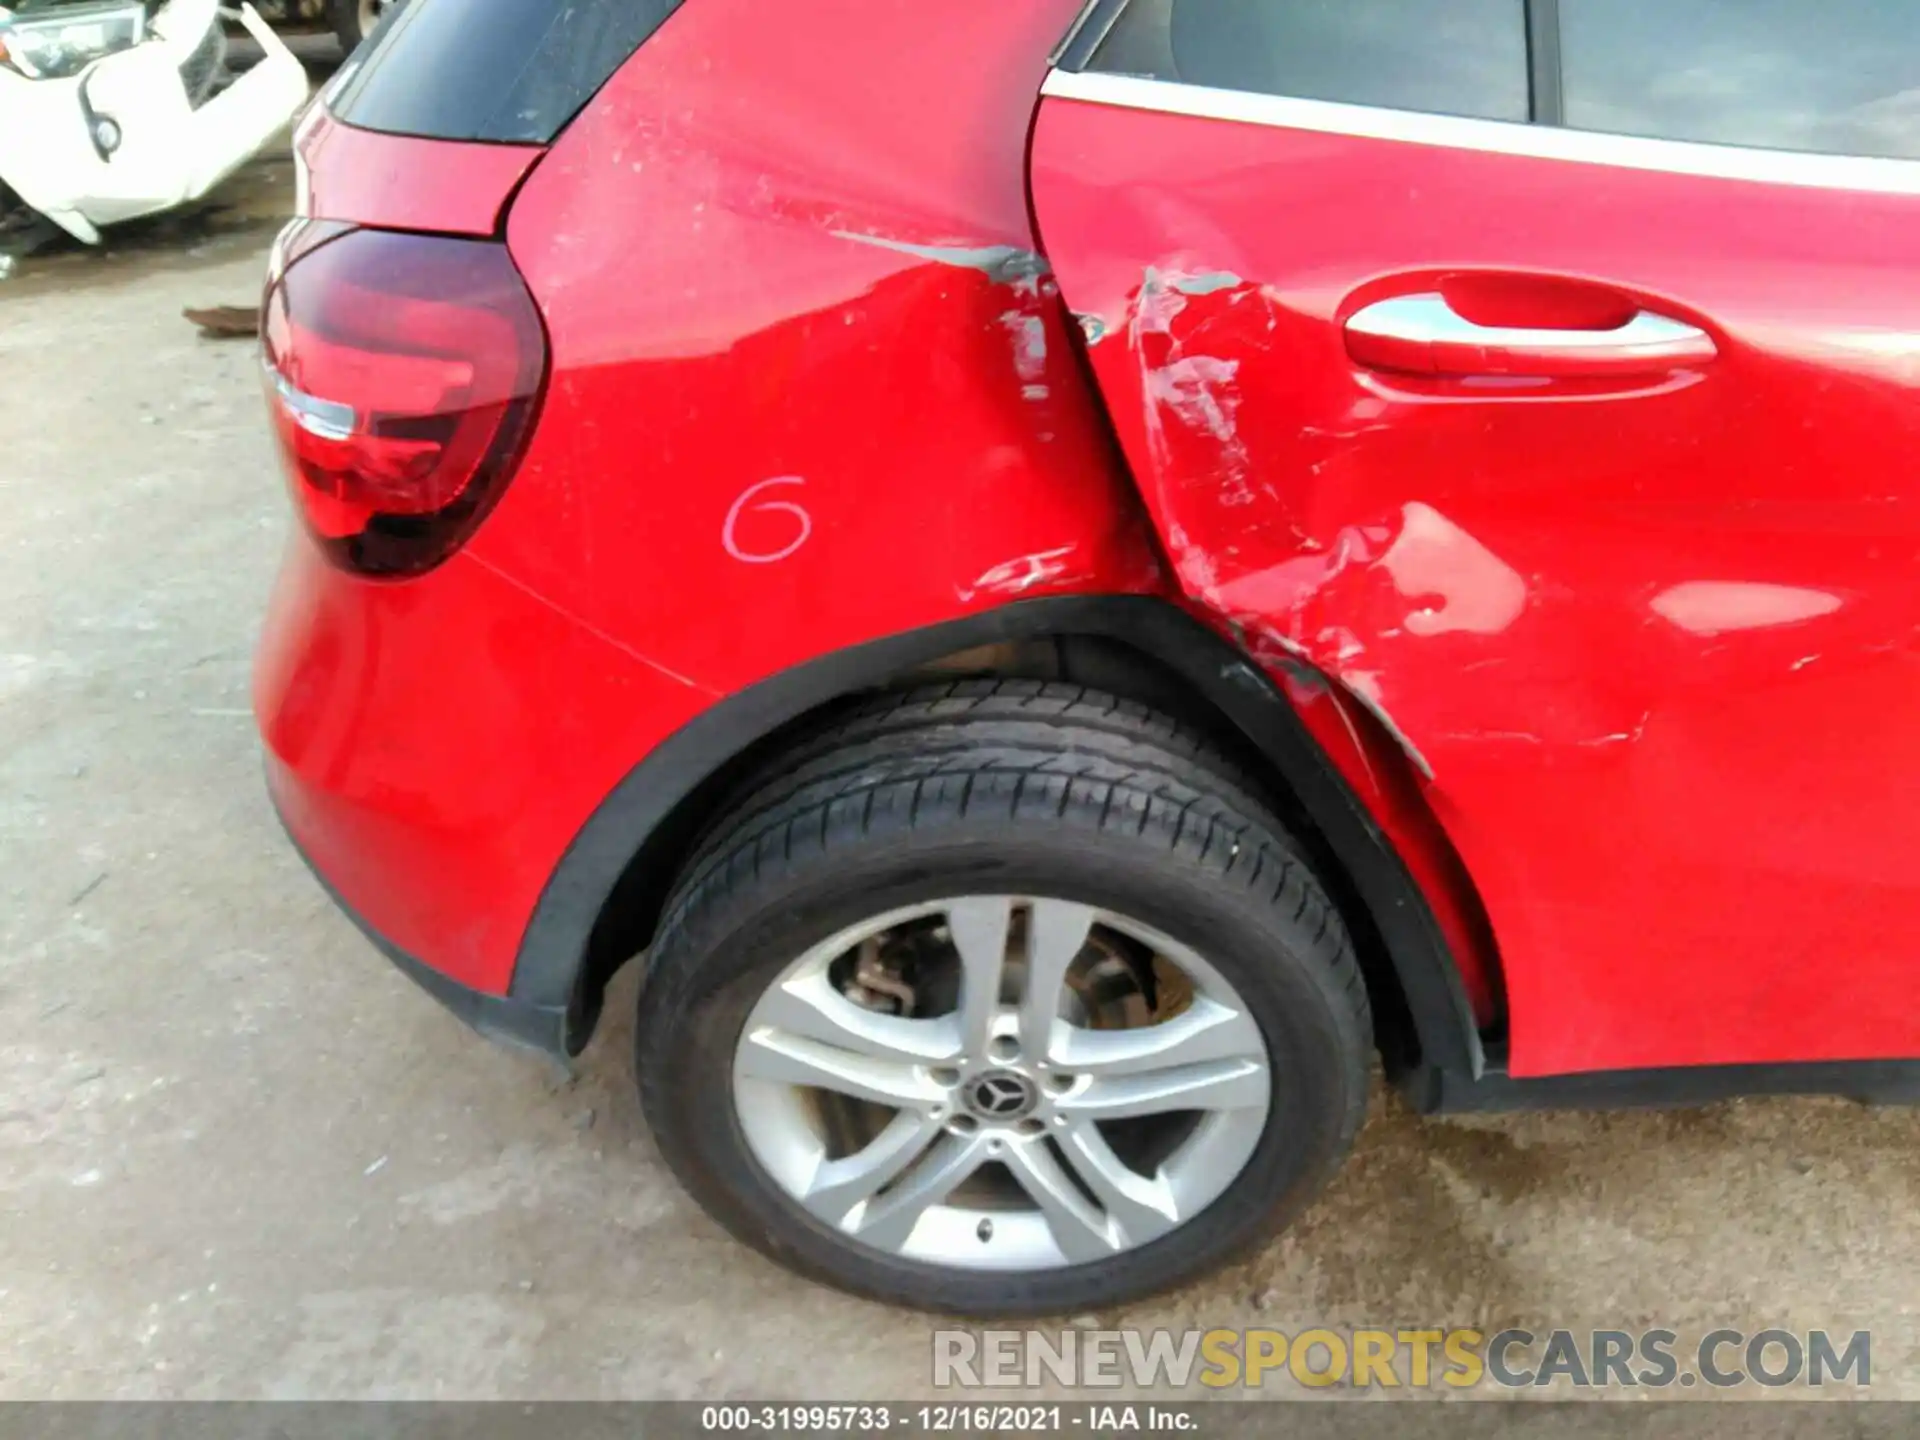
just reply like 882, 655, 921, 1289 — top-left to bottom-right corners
3, 96, 1920, 1406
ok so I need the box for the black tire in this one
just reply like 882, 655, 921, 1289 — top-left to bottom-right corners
636, 681, 1372, 1315
330, 0, 389, 54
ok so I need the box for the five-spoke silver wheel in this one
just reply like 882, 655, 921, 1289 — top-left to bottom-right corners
732, 896, 1272, 1272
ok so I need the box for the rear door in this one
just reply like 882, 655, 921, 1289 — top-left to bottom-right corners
1032, 0, 1920, 1076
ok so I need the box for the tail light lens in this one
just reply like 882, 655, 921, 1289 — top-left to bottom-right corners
261, 225, 548, 577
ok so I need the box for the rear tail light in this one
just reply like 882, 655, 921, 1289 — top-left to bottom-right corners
261, 225, 548, 577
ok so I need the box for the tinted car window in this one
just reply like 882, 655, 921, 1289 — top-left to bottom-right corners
1562, 0, 1920, 160
1085, 0, 1531, 123
328, 0, 685, 144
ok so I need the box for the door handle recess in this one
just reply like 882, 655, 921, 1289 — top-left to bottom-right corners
1345, 292, 1717, 379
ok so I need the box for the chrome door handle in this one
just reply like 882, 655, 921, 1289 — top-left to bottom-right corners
1345, 292, 1717, 377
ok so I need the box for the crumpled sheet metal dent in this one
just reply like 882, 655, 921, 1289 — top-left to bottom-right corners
1110, 263, 1851, 788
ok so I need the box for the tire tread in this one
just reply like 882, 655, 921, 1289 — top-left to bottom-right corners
637, 680, 1372, 1314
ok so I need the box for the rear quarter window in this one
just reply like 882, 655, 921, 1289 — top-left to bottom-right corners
327, 0, 687, 144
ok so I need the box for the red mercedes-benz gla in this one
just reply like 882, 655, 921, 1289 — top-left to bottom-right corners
255, 0, 1920, 1312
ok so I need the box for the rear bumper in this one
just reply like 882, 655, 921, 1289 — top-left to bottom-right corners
275, 798, 572, 1058
0, 1, 307, 242
255, 530, 710, 1051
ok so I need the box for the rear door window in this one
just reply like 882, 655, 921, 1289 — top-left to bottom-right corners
1080, 0, 1532, 123
327, 0, 686, 144
1560, 0, 1920, 161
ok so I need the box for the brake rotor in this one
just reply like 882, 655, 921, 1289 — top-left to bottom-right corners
813, 912, 1186, 1199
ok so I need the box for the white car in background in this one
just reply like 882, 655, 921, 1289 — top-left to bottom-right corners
0, 0, 306, 245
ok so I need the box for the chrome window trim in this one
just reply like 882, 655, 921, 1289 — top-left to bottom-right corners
1042, 69, 1920, 197
1052, 0, 1131, 69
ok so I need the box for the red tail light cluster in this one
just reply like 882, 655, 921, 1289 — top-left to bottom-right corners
261, 224, 548, 577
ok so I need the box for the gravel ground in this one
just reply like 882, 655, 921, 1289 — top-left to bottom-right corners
2, 141, 1919, 1405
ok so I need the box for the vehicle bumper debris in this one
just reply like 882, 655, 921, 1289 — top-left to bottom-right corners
0, 0, 307, 243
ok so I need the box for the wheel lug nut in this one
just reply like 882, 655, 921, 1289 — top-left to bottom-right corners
1045, 1073, 1076, 1095
931, 1067, 961, 1087
987, 1036, 1020, 1063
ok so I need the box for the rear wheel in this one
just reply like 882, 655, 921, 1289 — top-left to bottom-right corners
330, 0, 394, 53
0, 182, 59, 263
636, 682, 1372, 1313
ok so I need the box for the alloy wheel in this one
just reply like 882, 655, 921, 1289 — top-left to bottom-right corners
731, 896, 1272, 1271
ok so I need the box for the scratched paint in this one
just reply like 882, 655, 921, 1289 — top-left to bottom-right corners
830, 230, 1050, 285
1107, 262, 1550, 785
1340, 670, 1436, 781
1148, 356, 1244, 447
1132, 269, 1258, 508
1001, 310, 1049, 383
1167, 270, 1243, 296
958, 545, 1082, 603
1134, 266, 1188, 338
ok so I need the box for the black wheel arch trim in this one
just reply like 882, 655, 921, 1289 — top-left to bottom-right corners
509, 593, 1488, 1075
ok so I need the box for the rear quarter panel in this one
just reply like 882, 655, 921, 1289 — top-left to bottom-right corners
481, 0, 1164, 694
262, 0, 1168, 998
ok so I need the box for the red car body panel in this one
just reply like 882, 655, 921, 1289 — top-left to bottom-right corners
1030, 91, 1920, 1075
260, 0, 1201, 1005
1279, 675, 1502, 1025
293, 107, 541, 238
479, 0, 1499, 1029
479, 0, 1163, 695
262, 0, 1920, 1093
259, 0, 1497, 1035
258, 537, 710, 993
